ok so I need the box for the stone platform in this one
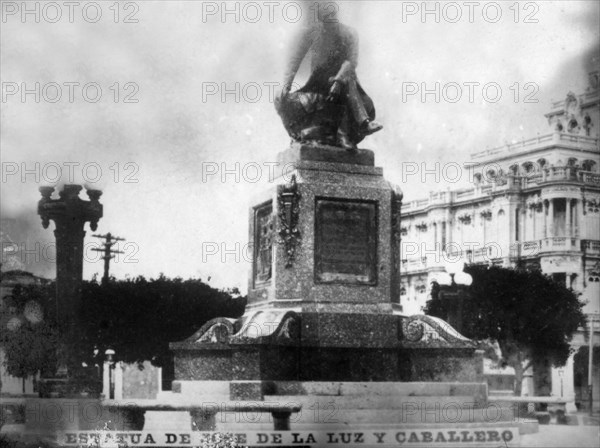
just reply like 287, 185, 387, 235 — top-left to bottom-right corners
167, 143, 530, 443
165, 380, 536, 442
171, 311, 482, 383
171, 144, 481, 383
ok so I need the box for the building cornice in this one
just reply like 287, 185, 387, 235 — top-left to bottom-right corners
469, 132, 599, 166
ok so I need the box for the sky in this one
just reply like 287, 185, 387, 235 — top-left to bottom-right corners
1, 0, 599, 291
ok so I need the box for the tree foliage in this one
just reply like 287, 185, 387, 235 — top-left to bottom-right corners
2, 275, 246, 376
426, 265, 587, 395
78, 275, 245, 366
2, 283, 58, 378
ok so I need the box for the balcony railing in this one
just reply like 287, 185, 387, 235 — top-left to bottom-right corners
521, 168, 599, 186
402, 257, 429, 271
514, 238, 581, 257
402, 168, 600, 214
581, 239, 600, 255
402, 241, 598, 269
542, 237, 579, 251
471, 132, 599, 160
402, 246, 504, 272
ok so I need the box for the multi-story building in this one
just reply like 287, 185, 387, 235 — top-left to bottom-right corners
400, 71, 600, 410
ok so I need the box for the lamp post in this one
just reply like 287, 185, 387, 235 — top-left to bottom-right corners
38, 185, 103, 379
434, 260, 473, 333
558, 368, 564, 398
589, 316, 597, 416
105, 349, 116, 399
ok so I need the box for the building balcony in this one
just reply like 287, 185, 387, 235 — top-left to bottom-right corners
401, 168, 599, 215
401, 257, 429, 272
402, 246, 503, 273
470, 132, 599, 162
514, 237, 581, 257
542, 237, 580, 252
521, 168, 600, 187
402, 239, 598, 269
581, 239, 600, 255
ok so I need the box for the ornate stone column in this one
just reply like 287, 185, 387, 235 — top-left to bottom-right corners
434, 221, 441, 253
548, 199, 555, 238
566, 199, 572, 237
543, 200, 548, 239
38, 185, 103, 372
573, 199, 580, 237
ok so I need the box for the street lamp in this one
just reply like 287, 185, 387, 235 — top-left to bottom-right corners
432, 260, 473, 332
435, 272, 453, 287
558, 368, 564, 398
105, 349, 116, 399
444, 260, 473, 286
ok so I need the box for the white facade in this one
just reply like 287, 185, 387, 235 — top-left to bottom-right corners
400, 72, 600, 409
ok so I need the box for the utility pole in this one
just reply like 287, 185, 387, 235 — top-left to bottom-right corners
588, 316, 597, 416
92, 233, 125, 284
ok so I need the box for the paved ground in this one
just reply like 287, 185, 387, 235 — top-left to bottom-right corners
518, 412, 599, 447
142, 410, 600, 447
521, 425, 599, 447
3, 408, 599, 447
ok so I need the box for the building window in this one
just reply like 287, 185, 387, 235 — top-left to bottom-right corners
522, 162, 535, 174
441, 222, 447, 248
568, 119, 579, 133
582, 160, 597, 172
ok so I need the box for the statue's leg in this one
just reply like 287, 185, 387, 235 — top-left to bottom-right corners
336, 110, 357, 151
346, 78, 370, 128
347, 78, 383, 137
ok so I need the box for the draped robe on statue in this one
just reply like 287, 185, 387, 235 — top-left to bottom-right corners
275, 22, 377, 149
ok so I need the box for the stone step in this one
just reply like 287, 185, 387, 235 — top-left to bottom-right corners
210, 406, 515, 427
263, 395, 486, 409
143, 403, 515, 431
220, 420, 534, 436
173, 380, 488, 401
152, 392, 232, 404
267, 381, 487, 398
172, 381, 231, 396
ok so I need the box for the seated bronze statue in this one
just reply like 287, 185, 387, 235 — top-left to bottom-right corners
275, 10, 382, 151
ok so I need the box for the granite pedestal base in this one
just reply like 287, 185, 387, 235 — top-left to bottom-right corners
170, 311, 482, 383
171, 143, 481, 384
167, 142, 533, 440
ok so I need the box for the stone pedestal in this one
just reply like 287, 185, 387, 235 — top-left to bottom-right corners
171, 144, 480, 384
247, 144, 401, 312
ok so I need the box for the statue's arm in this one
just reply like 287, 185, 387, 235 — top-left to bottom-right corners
333, 27, 359, 83
282, 29, 313, 90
